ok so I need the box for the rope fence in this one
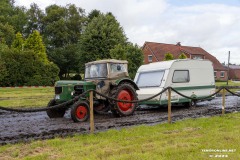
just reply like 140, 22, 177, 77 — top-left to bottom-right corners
0, 86, 239, 133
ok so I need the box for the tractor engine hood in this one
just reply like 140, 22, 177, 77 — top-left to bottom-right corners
55, 80, 94, 87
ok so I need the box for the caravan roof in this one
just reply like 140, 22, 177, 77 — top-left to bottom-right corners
137, 59, 212, 72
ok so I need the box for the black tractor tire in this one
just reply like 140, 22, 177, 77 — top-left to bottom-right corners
109, 83, 138, 117
46, 99, 66, 118
94, 100, 110, 114
71, 101, 90, 122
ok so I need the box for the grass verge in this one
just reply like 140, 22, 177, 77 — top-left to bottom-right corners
216, 81, 240, 87
0, 112, 239, 160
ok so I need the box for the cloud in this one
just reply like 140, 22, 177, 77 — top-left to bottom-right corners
15, 0, 55, 10
14, 0, 240, 64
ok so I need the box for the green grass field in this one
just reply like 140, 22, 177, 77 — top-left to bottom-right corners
216, 80, 240, 87
0, 113, 239, 160
0, 88, 53, 108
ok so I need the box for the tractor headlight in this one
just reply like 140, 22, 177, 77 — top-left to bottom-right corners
55, 95, 60, 100
71, 91, 75, 96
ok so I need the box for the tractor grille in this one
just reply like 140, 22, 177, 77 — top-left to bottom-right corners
74, 85, 84, 95
55, 86, 62, 94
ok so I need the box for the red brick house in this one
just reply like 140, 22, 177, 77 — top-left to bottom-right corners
229, 65, 240, 81
142, 42, 227, 81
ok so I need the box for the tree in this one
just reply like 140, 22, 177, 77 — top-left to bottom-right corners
109, 44, 127, 60
24, 30, 48, 63
1, 47, 59, 86
42, 4, 86, 77
0, 58, 8, 85
88, 9, 101, 21
178, 53, 187, 59
11, 32, 24, 50
24, 3, 44, 36
48, 44, 81, 78
0, 0, 27, 34
78, 12, 127, 71
0, 23, 15, 46
43, 4, 85, 48
164, 52, 174, 61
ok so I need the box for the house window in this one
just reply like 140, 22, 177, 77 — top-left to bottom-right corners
220, 71, 225, 78
214, 71, 217, 78
172, 70, 190, 83
192, 55, 203, 60
148, 55, 152, 62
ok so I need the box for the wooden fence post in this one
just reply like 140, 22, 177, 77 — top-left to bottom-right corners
168, 88, 172, 124
222, 88, 225, 115
89, 91, 95, 133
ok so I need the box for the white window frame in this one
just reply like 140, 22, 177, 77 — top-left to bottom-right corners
214, 71, 217, 78
220, 71, 225, 78
148, 55, 153, 62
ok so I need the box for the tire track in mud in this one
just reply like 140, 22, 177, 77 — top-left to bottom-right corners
0, 96, 239, 145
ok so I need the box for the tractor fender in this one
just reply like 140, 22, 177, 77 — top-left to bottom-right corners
114, 78, 139, 90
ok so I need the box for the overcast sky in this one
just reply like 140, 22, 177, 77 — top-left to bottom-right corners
15, 0, 240, 64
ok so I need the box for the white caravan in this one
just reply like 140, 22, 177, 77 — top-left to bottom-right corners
134, 59, 215, 107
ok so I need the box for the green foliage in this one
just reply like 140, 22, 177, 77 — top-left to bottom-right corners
88, 9, 101, 21
109, 44, 127, 60
0, 23, 15, 46
0, 30, 60, 86
43, 4, 86, 77
164, 52, 174, 61
24, 30, 48, 63
1, 48, 59, 86
0, 58, 8, 84
0, 2, 143, 82
43, 4, 85, 48
78, 12, 127, 71
126, 44, 144, 78
24, 3, 44, 36
11, 32, 24, 50
178, 53, 187, 59
0, 0, 27, 33
48, 44, 81, 78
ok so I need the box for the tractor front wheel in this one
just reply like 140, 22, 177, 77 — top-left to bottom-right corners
71, 101, 89, 122
46, 99, 66, 118
110, 83, 137, 116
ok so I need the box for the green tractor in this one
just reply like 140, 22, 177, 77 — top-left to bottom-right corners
47, 59, 139, 122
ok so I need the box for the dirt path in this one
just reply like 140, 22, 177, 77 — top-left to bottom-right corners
0, 96, 239, 145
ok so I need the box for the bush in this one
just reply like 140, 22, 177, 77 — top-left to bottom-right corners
1, 48, 59, 86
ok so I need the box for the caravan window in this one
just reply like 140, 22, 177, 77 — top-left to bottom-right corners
136, 70, 164, 88
172, 70, 189, 83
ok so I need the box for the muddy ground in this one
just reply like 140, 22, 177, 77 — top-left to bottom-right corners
0, 96, 239, 145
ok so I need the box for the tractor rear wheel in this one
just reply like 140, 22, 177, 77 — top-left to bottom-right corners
71, 101, 89, 122
46, 99, 66, 118
110, 83, 137, 116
